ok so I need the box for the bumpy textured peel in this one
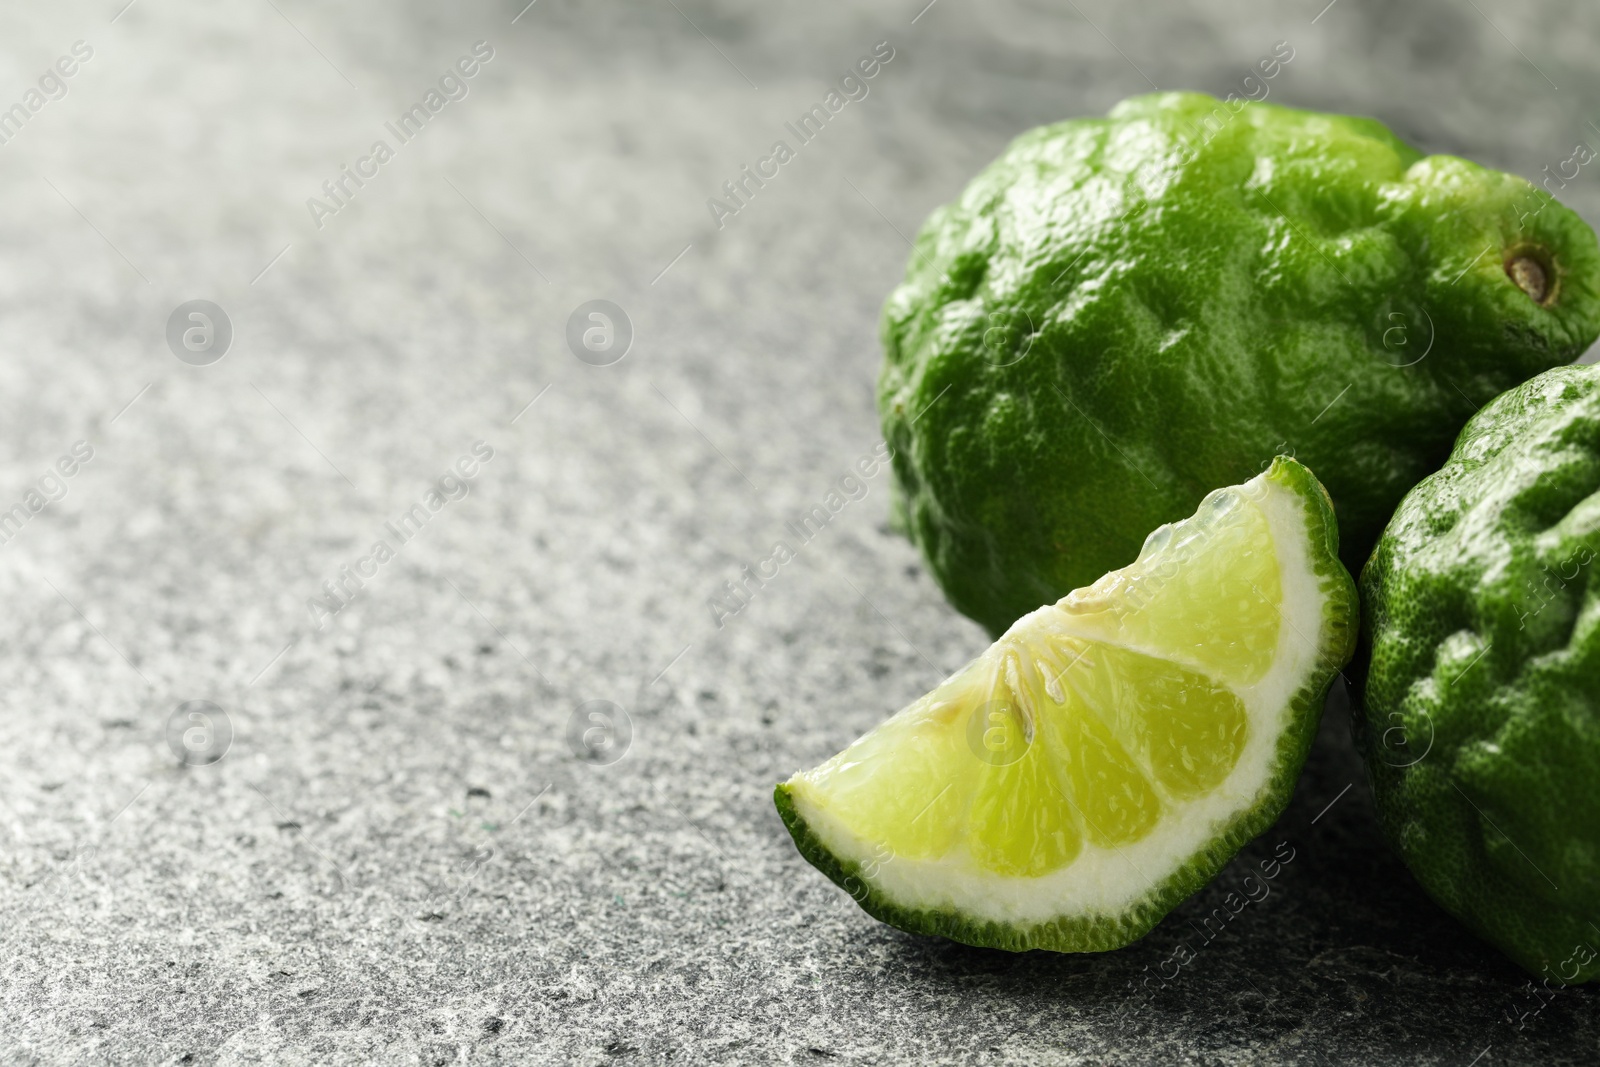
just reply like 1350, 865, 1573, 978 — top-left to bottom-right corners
777, 457, 1357, 952
1357, 363, 1600, 983
880, 91, 1600, 637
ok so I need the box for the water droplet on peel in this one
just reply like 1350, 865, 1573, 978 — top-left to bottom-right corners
1204, 489, 1240, 517
1142, 525, 1173, 555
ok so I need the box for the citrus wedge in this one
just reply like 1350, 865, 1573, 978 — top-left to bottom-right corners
775, 457, 1357, 952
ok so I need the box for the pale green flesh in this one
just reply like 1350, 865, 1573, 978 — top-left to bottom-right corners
782, 462, 1339, 934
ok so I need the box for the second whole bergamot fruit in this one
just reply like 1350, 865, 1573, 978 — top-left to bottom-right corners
1356, 362, 1600, 982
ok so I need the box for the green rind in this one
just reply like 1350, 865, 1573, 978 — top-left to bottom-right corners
879, 91, 1600, 638
1356, 363, 1600, 982
776, 456, 1357, 953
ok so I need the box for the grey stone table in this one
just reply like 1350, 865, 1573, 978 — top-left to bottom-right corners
0, 0, 1595, 1063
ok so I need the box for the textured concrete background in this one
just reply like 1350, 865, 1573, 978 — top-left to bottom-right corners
0, 0, 1596, 1063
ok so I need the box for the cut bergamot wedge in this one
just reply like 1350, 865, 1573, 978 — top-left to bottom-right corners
775, 457, 1357, 952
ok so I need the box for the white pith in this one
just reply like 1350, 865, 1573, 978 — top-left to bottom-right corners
786, 471, 1329, 927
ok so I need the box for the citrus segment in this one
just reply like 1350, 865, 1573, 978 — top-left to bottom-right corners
1057, 483, 1282, 686
1068, 645, 1250, 801
776, 457, 1356, 952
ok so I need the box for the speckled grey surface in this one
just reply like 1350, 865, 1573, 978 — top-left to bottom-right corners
1, 1, 1597, 1063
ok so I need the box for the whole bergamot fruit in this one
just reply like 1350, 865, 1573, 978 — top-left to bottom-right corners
1356, 362, 1600, 982
880, 91, 1600, 636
